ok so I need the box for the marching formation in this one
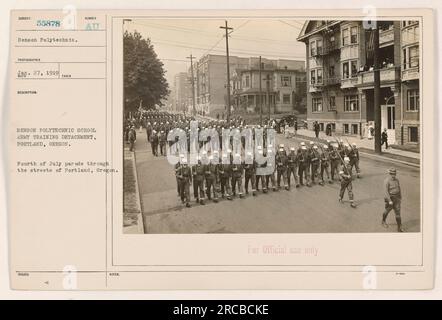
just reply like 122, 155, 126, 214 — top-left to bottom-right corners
124, 109, 406, 233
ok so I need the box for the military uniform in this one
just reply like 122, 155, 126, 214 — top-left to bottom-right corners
192, 163, 206, 204
339, 161, 356, 207
150, 132, 159, 156
204, 162, 219, 202
231, 161, 244, 198
349, 146, 361, 178
287, 149, 299, 189
159, 131, 167, 156
330, 147, 340, 180
177, 163, 192, 207
382, 169, 403, 232
309, 148, 320, 184
319, 147, 332, 185
244, 160, 257, 196
218, 162, 232, 200
276, 150, 289, 190
297, 148, 311, 187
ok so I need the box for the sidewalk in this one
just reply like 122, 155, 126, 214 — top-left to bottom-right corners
123, 143, 144, 234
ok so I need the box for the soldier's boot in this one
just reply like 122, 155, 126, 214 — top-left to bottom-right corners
186, 202, 191, 208
396, 217, 404, 232
227, 194, 232, 200
262, 187, 268, 194
200, 198, 205, 205
239, 193, 244, 199
252, 189, 257, 196
382, 212, 389, 228
319, 179, 324, 186
350, 201, 357, 208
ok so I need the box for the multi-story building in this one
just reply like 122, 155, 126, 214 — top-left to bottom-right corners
187, 54, 250, 117
172, 72, 190, 113
231, 57, 306, 114
297, 20, 420, 146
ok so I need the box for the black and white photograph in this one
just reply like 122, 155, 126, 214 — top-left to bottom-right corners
122, 18, 421, 234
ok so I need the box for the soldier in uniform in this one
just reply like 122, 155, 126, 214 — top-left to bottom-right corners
287, 147, 299, 189
231, 153, 244, 198
150, 130, 159, 156
382, 168, 404, 232
159, 130, 167, 156
243, 151, 257, 196
349, 142, 361, 178
177, 158, 192, 207
265, 147, 277, 192
276, 146, 289, 190
338, 156, 357, 208
174, 154, 184, 197
319, 144, 332, 185
218, 153, 232, 200
297, 144, 311, 187
330, 144, 341, 181
204, 155, 219, 203
310, 145, 320, 185
255, 146, 268, 193
128, 125, 136, 152
191, 156, 206, 205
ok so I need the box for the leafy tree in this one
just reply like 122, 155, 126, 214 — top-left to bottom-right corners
124, 31, 169, 112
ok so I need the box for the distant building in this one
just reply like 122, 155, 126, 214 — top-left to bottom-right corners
172, 72, 190, 113
297, 20, 420, 145
231, 57, 306, 115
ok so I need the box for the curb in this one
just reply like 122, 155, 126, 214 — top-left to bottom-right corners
123, 146, 145, 234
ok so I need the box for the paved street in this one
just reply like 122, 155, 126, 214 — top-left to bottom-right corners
133, 128, 420, 234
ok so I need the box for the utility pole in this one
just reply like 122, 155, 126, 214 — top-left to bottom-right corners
186, 54, 196, 116
259, 56, 263, 126
265, 73, 271, 121
373, 26, 382, 154
220, 20, 233, 124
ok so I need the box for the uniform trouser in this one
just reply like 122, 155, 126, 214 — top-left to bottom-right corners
244, 174, 256, 193
220, 176, 231, 196
383, 195, 401, 224
265, 173, 276, 189
205, 177, 218, 200
276, 168, 288, 188
339, 179, 354, 201
193, 178, 205, 200
255, 175, 267, 191
320, 162, 331, 182
160, 143, 165, 155
287, 165, 299, 187
298, 165, 310, 185
151, 143, 158, 156
176, 177, 181, 196
179, 180, 190, 204
310, 161, 319, 182
129, 140, 135, 151
331, 160, 340, 180
351, 159, 360, 174
231, 176, 244, 196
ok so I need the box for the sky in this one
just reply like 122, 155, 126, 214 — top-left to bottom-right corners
124, 19, 307, 87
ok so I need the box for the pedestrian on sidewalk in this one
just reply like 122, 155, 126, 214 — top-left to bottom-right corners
382, 168, 404, 232
314, 121, 320, 138
294, 120, 298, 136
381, 128, 389, 150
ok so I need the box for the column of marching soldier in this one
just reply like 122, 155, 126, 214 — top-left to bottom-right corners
124, 110, 405, 232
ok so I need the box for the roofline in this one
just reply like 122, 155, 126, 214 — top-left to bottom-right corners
296, 20, 342, 42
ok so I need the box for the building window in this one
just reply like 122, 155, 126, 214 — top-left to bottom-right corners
281, 76, 291, 87
312, 97, 323, 112
319, 123, 324, 131
329, 65, 335, 77
351, 124, 359, 135
343, 124, 349, 134
342, 62, 349, 79
329, 96, 336, 111
282, 94, 291, 104
342, 28, 349, 46
408, 126, 418, 142
350, 26, 358, 44
317, 69, 323, 84
310, 70, 316, 84
317, 39, 323, 55
351, 60, 358, 77
407, 89, 419, 111
344, 95, 359, 112
245, 75, 250, 88
310, 40, 316, 56
409, 45, 419, 68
